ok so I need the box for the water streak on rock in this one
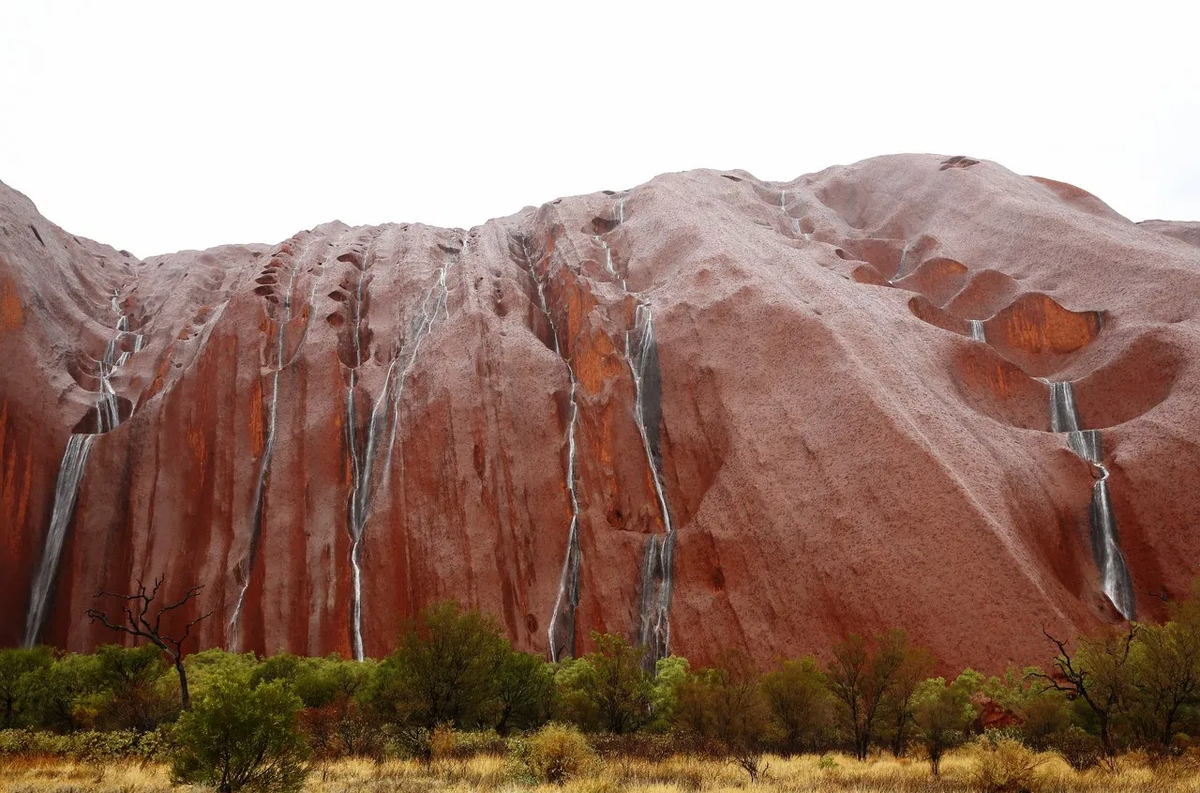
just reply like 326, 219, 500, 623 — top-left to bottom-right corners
1043, 380, 1135, 618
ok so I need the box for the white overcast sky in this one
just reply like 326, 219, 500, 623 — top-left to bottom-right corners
2, 1, 1198, 257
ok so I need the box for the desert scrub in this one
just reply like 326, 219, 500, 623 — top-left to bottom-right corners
974, 738, 1048, 792
0, 727, 169, 762
517, 723, 594, 785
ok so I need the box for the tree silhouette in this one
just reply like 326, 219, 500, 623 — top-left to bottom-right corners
86, 577, 211, 710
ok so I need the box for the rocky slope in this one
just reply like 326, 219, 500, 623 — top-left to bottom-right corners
2, 154, 1198, 672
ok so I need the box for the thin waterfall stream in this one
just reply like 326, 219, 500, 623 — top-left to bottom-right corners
1043, 379, 1135, 618
344, 237, 461, 660
228, 256, 302, 650
521, 196, 677, 666
603, 195, 677, 668
516, 234, 584, 664
890, 240, 913, 283
23, 290, 144, 646
627, 301, 675, 667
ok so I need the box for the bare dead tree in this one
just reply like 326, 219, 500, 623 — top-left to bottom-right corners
86, 577, 212, 710
1029, 624, 1138, 757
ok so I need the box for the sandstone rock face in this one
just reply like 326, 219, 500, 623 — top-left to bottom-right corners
3, 154, 1198, 672
1138, 220, 1200, 249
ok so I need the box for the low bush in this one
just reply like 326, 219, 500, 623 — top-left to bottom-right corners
0, 728, 169, 762
975, 738, 1046, 792
521, 723, 594, 785
1051, 725, 1104, 771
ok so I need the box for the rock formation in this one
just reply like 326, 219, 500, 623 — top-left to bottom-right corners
2, 154, 1198, 672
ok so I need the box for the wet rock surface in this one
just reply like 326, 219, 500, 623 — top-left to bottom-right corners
3, 154, 1199, 672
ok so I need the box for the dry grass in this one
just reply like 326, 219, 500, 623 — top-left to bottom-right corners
0, 755, 194, 793
5, 749, 1200, 792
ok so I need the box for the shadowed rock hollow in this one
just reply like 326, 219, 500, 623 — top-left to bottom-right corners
2, 154, 1198, 672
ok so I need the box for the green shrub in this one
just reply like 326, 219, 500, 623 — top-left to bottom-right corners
447, 729, 507, 758
521, 723, 594, 785
367, 602, 507, 730
0, 647, 53, 729
170, 678, 309, 793
1020, 691, 1072, 750
93, 645, 178, 732
554, 634, 654, 734
19, 652, 100, 731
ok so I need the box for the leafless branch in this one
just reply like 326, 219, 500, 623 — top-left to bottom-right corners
87, 578, 211, 662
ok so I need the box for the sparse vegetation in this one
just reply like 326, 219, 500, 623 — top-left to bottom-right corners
6, 584, 1200, 789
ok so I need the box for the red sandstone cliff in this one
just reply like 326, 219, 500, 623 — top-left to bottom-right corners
2, 154, 1198, 672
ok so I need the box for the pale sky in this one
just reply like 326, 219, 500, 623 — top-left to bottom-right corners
2, 0, 1198, 257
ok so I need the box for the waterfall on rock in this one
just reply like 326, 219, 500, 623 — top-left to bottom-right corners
969, 320, 986, 342
547, 379, 583, 663
1045, 380, 1135, 618
228, 255, 302, 651
636, 531, 675, 670
587, 194, 678, 669
1047, 380, 1081, 433
894, 241, 913, 280
627, 301, 675, 667
23, 435, 95, 646
515, 234, 585, 664
23, 291, 143, 646
344, 238, 461, 660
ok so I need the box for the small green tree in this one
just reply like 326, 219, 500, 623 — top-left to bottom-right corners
649, 655, 690, 730
1130, 586, 1200, 749
760, 656, 833, 755
552, 657, 599, 729
1031, 625, 1138, 756
171, 677, 310, 793
1020, 687, 1073, 750
495, 649, 553, 735
826, 630, 907, 760
913, 677, 973, 775
577, 633, 654, 733
367, 601, 506, 729
0, 646, 52, 727
673, 652, 773, 781
885, 640, 935, 756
